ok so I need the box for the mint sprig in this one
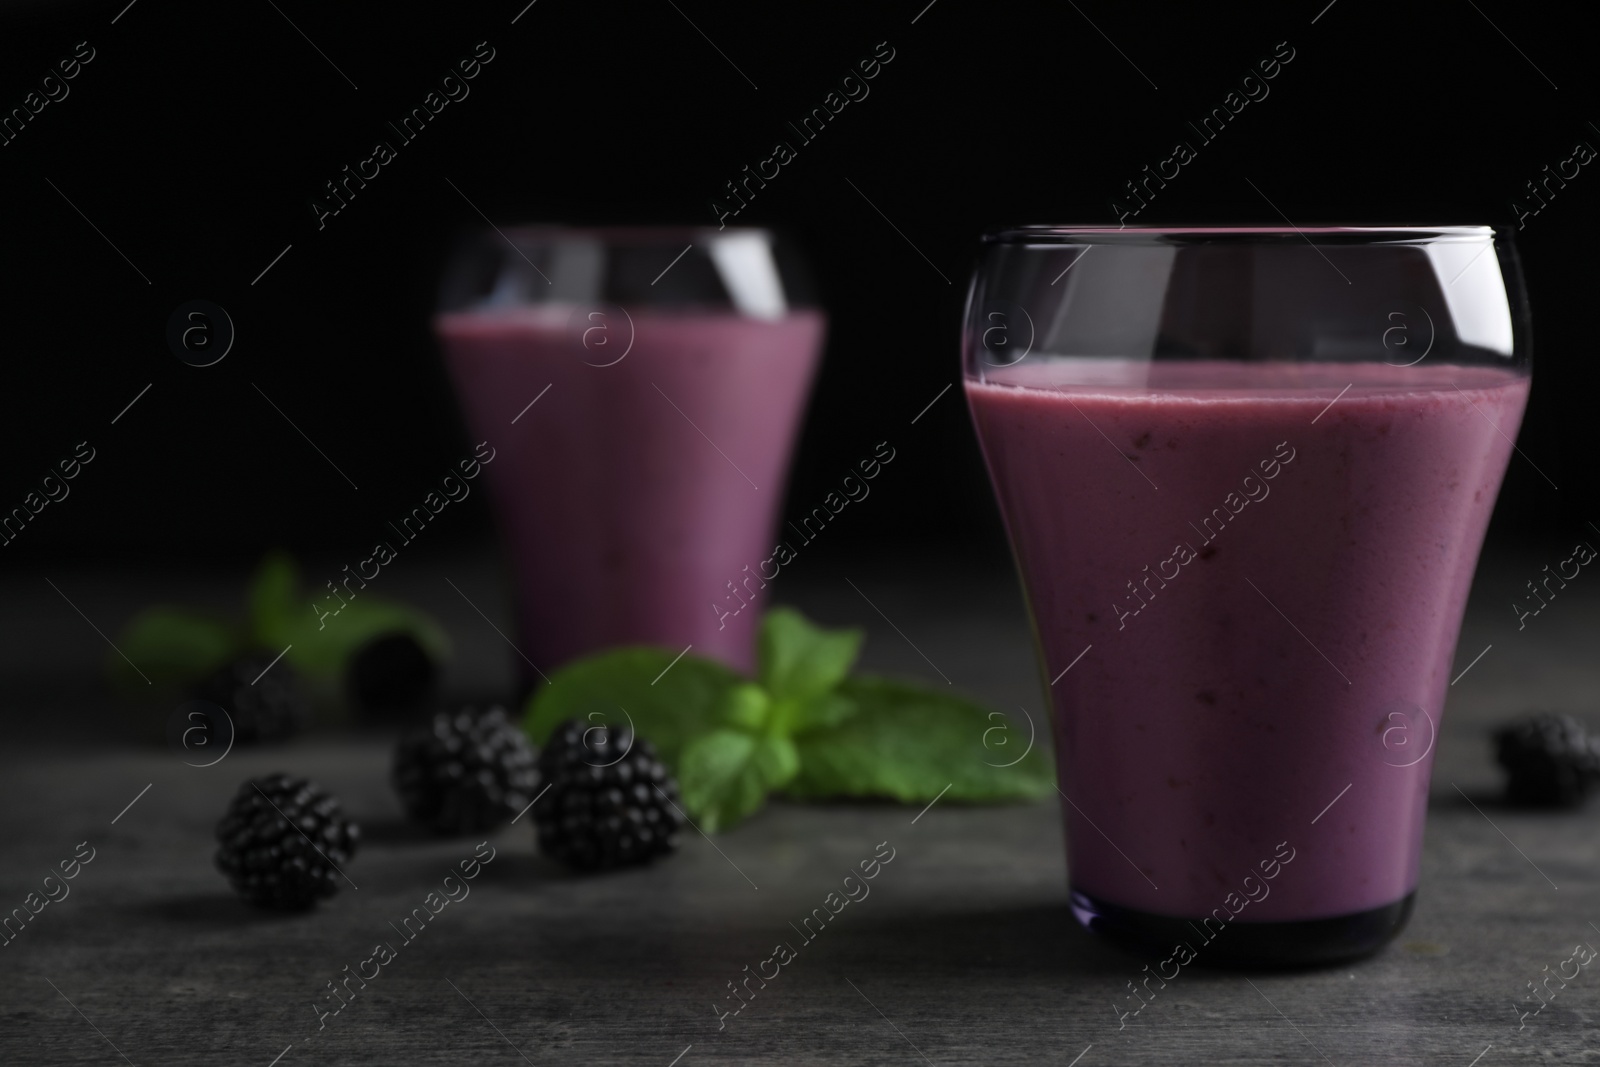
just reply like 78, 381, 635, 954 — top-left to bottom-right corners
523, 607, 1053, 832
247, 552, 450, 676
110, 551, 449, 690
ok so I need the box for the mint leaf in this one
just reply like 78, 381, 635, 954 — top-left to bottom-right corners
247, 552, 450, 677
247, 551, 300, 641
758, 607, 862, 706
783, 675, 1055, 803
719, 683, 771, 731
679, 729, 799, 832
786, 692, 858, 735
754, 731, 800, 785
268, 597, 451, 677
113, 607, 241, 688
522, 647, 741, 768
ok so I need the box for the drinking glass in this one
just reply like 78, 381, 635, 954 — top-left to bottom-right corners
963, 226, 1530, 965
436, 227, 825, 678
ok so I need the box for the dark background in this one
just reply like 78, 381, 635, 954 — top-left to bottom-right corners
0, 0, 1591, 574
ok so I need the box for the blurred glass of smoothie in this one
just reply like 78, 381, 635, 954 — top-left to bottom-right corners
435, 228, 825, 677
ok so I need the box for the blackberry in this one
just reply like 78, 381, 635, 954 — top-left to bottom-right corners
347, 632, 438, 720
534, 718, 683, 871
1494, 713, 1600, 807
194, 652, 310, 743
392, 706, 540, 834
214, 774, 359, 910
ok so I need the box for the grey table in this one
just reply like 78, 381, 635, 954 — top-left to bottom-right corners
2, 551, 1597, 1065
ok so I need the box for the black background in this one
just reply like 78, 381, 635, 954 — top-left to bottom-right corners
0, 0, 1591, 571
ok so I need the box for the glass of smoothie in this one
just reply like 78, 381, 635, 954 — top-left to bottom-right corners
963, 226, 1530, 966
435, 227, 825, 678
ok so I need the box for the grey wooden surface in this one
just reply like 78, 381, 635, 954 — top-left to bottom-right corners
1, 551, 1597, 1065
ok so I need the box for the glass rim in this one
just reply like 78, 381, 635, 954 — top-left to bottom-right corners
456, 224, 778, 245
983, 224, 1498, 245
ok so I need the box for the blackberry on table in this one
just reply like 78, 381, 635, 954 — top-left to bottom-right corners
1494, 712, 1600, 807
392, 705, 540, 835
347, 632, 438, 719
194, 652, 310, 743
214, 774, 359, 910
534, 718, 683, 872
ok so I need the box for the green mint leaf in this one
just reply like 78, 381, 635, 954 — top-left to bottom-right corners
269, 598, 451, 677
783, 691, 859, 735
112, 607, 241, 688
247, 550, 300, 639
679, 729, 798, 833
783, 675, 1055, 803
522, 647, 742, 768
754, 731, 801, 786
719, 683, 771, 731
248, 551, 450, 677
757, 607, 863, 708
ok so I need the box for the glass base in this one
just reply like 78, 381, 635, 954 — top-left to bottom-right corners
1070, 888, 1415, 968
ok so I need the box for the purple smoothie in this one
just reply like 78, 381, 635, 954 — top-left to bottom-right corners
437, 306, 825, 675
966, 359, 1529, 921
